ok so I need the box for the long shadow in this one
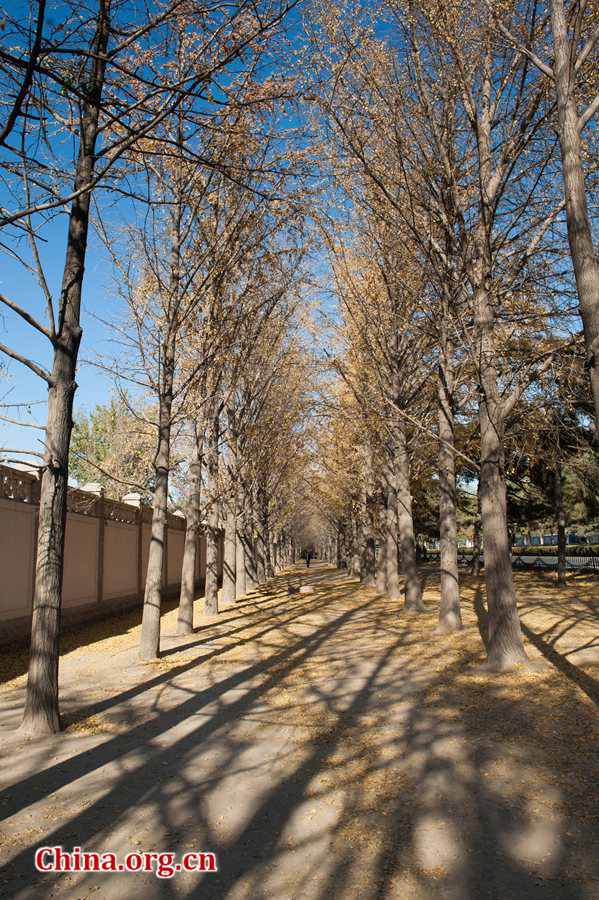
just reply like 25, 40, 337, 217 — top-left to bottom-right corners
365, 651, 595, 900
0, 596, 179, 685
1, 575, 329, 735
1, 578, 250, 685
159, 590, 318, 656
0, 591, 377, 896
182, 615, 596, 900
520, 621, 599, 706
0, 590, 376, 829
187, 624, 409, 900
1, 564, 308, 685
62, 592, 337, 727
5, 569, 595, 898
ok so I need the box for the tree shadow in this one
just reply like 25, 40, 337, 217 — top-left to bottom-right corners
519, 622, 599, 707
0, 569, 597, 899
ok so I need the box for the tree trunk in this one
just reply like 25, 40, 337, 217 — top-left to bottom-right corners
470, 508, 482, 577
177, 451, 202, 635
474, 244, 528, 668
478, 400, 527, 668
20, 3, 110, 736
139, 392, 173, 660
244, 525, 258, 591
555, 462, 567, 587
21, 374, 76, 735
385, 474, 401, 600
236, 530, 247, 596
235, 484, 247, 596
140, 101, 186, 657
396, 425, 423, 611
550, 0, 599, 439
361, 472, 376, 587
259, 482, 273, 579
222, 503, 237, 604
376, 487, 387, 592
336, 525, 343, 569
204, 413, 220, 615
349, 508, 362, 576
436, 339, 462, 633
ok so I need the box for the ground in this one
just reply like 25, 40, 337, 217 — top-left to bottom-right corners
0, 565, 598, 899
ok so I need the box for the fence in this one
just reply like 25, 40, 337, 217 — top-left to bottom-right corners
0, 464, 223, 645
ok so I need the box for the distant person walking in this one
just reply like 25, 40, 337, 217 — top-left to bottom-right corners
305, 550, 311, 568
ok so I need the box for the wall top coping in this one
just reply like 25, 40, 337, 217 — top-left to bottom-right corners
0, 464, 188, 531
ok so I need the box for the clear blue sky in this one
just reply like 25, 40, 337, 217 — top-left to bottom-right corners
0, 217, 125, 458
0, 0, 311, 463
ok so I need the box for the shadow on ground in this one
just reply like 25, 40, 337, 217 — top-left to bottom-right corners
0, 565, 597, 899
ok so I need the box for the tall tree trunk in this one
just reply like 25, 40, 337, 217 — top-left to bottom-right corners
259, 482, 273, 579
478, 397, 527, 668
349, 507, 362, 577
140, 101, 186, 658
361, 469, 376, 586
140, 388, 173, 660
246, 529, 258, 589
20, 2, 110, 736
236, 527, 247, 596
204, 412, 220, 615
177, 447, 202, 635
222, 502, 237, 604
470, 501, 482, 577
336, 525, 343, 569
436, 334, 461, 633
555, 462, 567, 587
385, 472, 401, 600
550, 0, 599, 439
376, 486, 387, 592
241, 485, 257, 591
396, 424, 423, 611
235, 481, 247, 596
472, 64, 528, 667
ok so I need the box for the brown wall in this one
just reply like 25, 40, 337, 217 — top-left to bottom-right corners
0, 465, 223, 646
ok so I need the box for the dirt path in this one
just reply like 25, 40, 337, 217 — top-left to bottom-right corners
0, 565, 597, 899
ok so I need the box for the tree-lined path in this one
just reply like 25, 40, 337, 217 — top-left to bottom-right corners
1, 565, 597, 899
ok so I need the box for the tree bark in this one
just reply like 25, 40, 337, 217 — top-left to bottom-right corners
222, 503, 237, 604
478, 396, 527, 668
376, 487, 387, 592
436, 335, 462, 633
177, 449, 202, 635
360, 465, 377, 587
258, 480, 273, 579
235, 481, 248, 596
555, 462, 567, 587
470, 504, 482, 577
236, 528, 247, 596
385, 474, 401, 600
244, 519, 258, 591
336, 525, 343, 569
349, 507, 362, 576
204, 412, 220, 615
20, 2, 110, 736
550, 0, 599, 439
396, 425, 423, 611
139, 388, 173, 660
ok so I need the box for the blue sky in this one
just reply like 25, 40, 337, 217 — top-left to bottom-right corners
0, 206, 127, 459
0, 0, 311, 463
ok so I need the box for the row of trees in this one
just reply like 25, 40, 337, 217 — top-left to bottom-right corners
305, 0, 598, 668
0, 0, 310, 735
1, 0, 597, 733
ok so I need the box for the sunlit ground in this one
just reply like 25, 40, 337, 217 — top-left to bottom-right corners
0, 564, 597, 898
